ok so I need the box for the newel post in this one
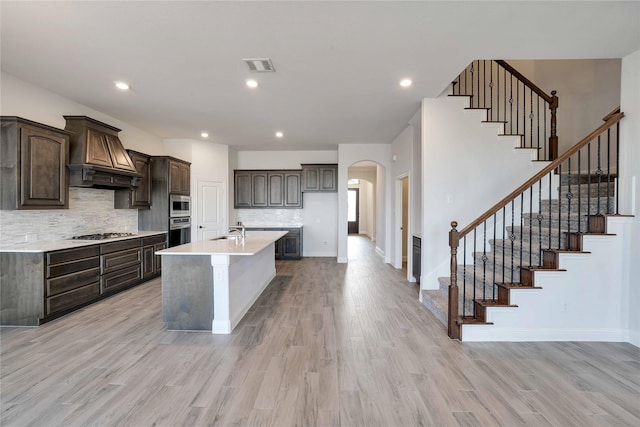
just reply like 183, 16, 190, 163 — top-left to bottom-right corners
448, 221, 461, 339
549, 90, 559, 160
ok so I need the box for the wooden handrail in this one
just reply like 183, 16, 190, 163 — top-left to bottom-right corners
495, 60, 553, 104
602, 106, 621, 121
457, 111, 624, 238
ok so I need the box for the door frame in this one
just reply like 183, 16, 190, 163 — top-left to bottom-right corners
394, 172, 413, 281
347, 188, 360, 234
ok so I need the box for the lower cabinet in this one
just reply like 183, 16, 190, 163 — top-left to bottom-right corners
247, 227, 303, 260
45, 245, 101, 317
1, 232, 168, 325
142, 234, 167, 279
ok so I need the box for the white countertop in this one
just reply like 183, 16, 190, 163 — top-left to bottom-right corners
157, 230, 287, 256
0, 231, 167, 253
242, 224, 303, 229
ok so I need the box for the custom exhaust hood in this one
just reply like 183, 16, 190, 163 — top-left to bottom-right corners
64, 116, 141, 189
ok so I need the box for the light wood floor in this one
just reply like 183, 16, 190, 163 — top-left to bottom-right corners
1, 236, 638, 426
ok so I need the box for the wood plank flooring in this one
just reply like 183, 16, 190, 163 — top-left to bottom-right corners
1, 236, 638, 426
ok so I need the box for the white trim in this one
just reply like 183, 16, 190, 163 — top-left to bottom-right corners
461, 325, 629, 342
304, 252, 338, 257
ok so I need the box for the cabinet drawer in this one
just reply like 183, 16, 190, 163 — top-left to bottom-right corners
46, 267, 100, 297
101, 238, 140, 254
46, 256, 100, 278
142, 234, 166, 246
101, 264, 141, 294
45, 282, 100, 317
47, 245, 100, 266
101, 248, 141, 274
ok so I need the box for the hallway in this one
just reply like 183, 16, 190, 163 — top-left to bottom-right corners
1, 240, 638, 426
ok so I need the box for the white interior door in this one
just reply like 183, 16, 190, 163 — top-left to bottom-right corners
197, 180, 225, 241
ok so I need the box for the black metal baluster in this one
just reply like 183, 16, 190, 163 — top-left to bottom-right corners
473, 229, 477, 319
597, 136, 602, 214
502, 206, 506, 283
558, 164, 563, 249
509, 71, 513, 134
548, 171, 552, 249
483, 60, 486, 108
470, 62, 475, 107
493, 213, 497, 301
520, 194, 524, 271
463, 235, 467, 318
490, 60, 494, 121
567, 159, 572, 244
578, 151, 582, 234
607, 128, 611, 213
530, 88, 534, 152
510, 200, 515, 283
529, 187, 533, 266
538, 178, 544, 265
588, 143, 592, 232
537, 94, 541, 156
544, 99, 548, 160
616, 122, 620, 214
482, 222, 487, 302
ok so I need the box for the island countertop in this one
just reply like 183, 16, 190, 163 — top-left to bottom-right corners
157, 230, 287, 256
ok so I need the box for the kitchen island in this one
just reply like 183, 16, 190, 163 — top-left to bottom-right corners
157, 230, 287, 333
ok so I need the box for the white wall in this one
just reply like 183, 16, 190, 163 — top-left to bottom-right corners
0, 72, 164, 154
235, 150, 339, 257
508, 59, 622, 154
391, 124, 415, 272
421, 92, 548, 290
164, 138, 230, 241
410, 111, 422, 236
338, 144, 392, 263
619, 49, 640, 347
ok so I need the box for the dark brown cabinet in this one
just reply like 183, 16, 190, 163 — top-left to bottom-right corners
45, 245, 101, 317
0, 233, 166, 326
301, 164, 338, 192
115, 150, 152, 209
100, 239, 142, 294
0, 117, 70, 210
142, 234, 167, 279
246, 227, 303, 260
169, 158, 191, 195
234, 170, 302, 208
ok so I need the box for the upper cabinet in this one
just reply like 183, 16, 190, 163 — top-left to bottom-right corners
301, 164, 337, 192
168, 158, 190, 195
234, 170, 302, 208
0, 117, 70, 210
114, 150, 152, 209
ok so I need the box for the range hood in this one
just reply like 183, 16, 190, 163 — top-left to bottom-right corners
64, 116, 141, 189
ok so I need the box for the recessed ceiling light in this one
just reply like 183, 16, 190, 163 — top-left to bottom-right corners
201, 132, 209, 138
400, 78, 412, 88
246, 79, 259, 88
275, 131, 284, 138
115, 81, 130, 90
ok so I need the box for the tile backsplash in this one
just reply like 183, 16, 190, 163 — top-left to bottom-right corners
0, 188, 138, 245
236, 209, 303, 226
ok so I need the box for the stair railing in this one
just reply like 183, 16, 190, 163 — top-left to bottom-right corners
452, 60, 559, 160
447, 108, 624, 339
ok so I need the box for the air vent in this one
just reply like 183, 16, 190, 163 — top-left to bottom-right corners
243, 58, 276, 72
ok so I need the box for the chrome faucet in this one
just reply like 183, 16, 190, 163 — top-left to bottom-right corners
228, 222, 245, 238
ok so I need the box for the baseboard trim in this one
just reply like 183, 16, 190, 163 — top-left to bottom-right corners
304, 251, 338, 257
461, 326, 629, 342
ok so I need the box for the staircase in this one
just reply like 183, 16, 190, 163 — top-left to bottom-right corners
419, 60, 631, 341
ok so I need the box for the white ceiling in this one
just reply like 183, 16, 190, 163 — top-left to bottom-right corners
1, 1, 638, 151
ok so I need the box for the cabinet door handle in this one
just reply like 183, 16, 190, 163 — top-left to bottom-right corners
198, 225, 205, 229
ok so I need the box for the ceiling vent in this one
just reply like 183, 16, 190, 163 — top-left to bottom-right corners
243, 58, 275, 72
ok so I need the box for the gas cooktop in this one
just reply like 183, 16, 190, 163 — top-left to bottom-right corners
71, 232, 137, 240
